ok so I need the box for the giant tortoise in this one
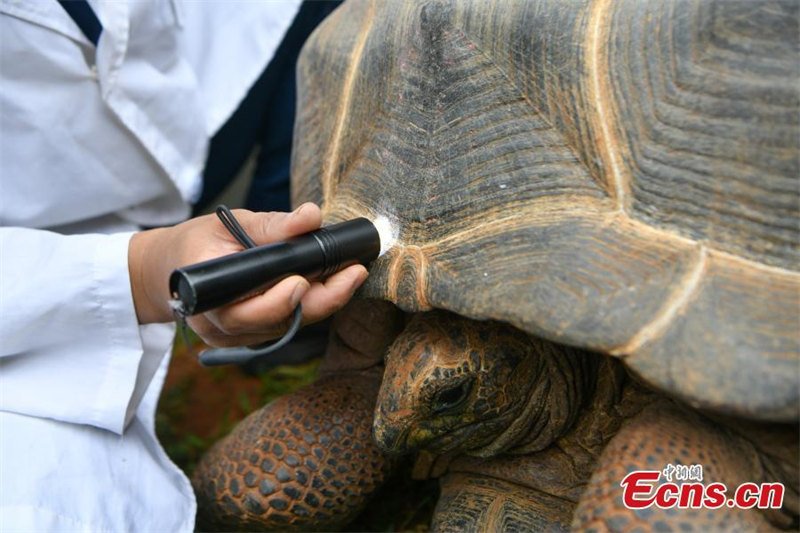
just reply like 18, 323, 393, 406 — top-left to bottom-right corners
193, 0, 799, 530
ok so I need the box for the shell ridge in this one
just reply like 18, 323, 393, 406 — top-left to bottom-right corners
586, 0, 630, 211
386, 244, 432, 311
321, 0, 376, 207
610, 244, 708, 356
413, 245, 431, 309
385, 248, 402, 303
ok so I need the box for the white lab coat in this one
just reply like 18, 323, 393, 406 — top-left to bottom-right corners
0, 1, 301, 531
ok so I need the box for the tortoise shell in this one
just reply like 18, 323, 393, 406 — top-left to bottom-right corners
290, 0, 799, 421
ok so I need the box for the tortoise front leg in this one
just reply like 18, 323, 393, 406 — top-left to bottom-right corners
193, 300, 405, 531
574, 402, 793, 532
193, 373, 389, 531
432, 472, 574, 532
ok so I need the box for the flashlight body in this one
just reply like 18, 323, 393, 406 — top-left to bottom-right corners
170, 218, 380, 316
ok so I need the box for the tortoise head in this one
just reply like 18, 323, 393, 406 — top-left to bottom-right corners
373, 311, 597, 458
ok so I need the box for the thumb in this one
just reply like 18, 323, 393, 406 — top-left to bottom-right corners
232, 203, 323, 245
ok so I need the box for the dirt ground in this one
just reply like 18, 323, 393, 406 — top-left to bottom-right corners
156, 334, 437, 532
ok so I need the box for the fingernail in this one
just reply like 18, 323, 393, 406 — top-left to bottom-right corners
290, 203, 308, 218
351, 269, 369, 292
291, 281, 309, 307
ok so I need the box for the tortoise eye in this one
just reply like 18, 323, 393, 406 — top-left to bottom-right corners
431, 379, 473, 414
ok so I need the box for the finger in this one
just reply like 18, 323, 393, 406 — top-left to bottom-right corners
300, 265, 369, 323
187, 313, 293, 347
227, 203, 322, 246
185, 315, 225, 339
204, 275, 310, 335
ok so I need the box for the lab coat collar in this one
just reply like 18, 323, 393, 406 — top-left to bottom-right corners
94, 1, 128, 100
0, 0, 92, 45
0, 1, 130, 99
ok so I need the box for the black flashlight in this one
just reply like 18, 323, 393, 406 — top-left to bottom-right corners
169, 218, 381, 316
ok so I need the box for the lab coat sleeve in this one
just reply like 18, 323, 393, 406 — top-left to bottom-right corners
0, 227, 174, 435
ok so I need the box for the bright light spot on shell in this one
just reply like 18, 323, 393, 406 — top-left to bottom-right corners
373, 215, 398, 257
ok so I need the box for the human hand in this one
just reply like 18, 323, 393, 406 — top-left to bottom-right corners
128, 203, 368, 347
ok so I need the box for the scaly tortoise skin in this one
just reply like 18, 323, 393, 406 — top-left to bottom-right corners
373, 311, 799, 531
192, 300, 404, 531
195, 0, 799, 530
